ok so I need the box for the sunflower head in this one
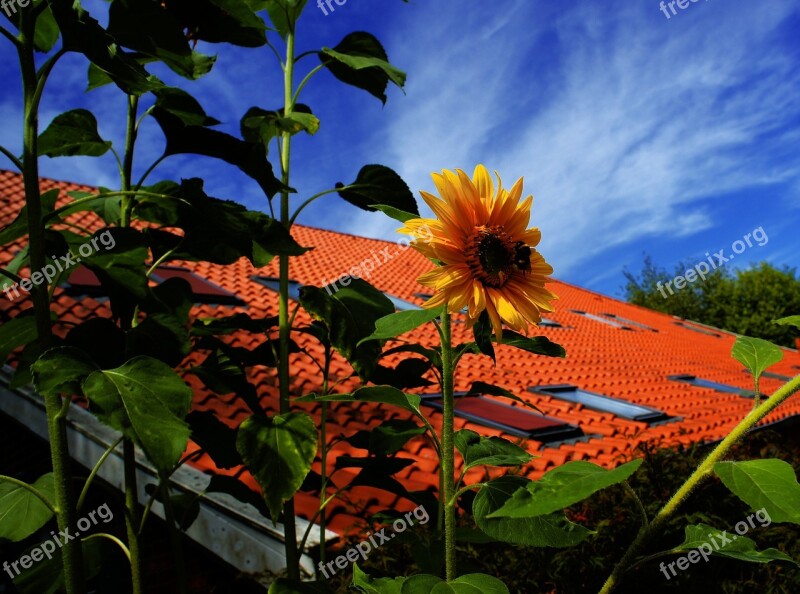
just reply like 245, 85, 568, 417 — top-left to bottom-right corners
399, 165, 557, 338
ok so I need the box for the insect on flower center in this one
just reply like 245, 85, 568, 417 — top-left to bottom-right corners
466, 226, 530, 288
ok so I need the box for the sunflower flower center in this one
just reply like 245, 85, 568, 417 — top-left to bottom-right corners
466, 226, 518, 288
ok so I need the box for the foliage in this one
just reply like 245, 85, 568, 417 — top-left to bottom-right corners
623, 257, 800, 347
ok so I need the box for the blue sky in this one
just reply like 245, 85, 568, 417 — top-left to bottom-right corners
1, 0, 798, 298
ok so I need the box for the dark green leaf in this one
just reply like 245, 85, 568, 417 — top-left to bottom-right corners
0, 473, 55, 542
371, 204, 421, 224
31, 346, 99, 397
164, 0, 267, 47
236, 412, 318, 522
344, 419, 427, 456
186, 410, 242, 469
489, 459, 643, 519
192, 313, 278, 336
454, 430, 533, 471
0, 314, 39, 364
241, 104, 319, 150
154, 87, 221, 126
495, 330, 565, 358
473, 476, 593, 547
675, 522, 797, 566
352, 564, 405, 594
337, 165, 417, 215
359, 306, 444, 345
34, 2, 60, 52
151, 108, 287, 198
48, 0, 162, 95
297, 386, 423, 417
264, 0, 308, 39
108, 0, 215, 79
64, 318, 126, 370
320, 32, 406, 103
714, 459, 800, 524
83, 357, 193, 474
299, 280, 395, 380
369, 358, 434, 390
471, 310, 495, 362
400, 574, 509, 594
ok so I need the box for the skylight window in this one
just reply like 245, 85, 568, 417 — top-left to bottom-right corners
668, 374, 754, 397
744, 370, 793, 382
420, 392, 584, 444
673, 321, 720, 337
539, 318, 563, 328
570, 309, 632, 330
602, 313, 657, 332
252, 276, 303, 301
530, 385, 670, 424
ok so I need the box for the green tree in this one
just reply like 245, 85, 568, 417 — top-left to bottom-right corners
623, 257, 800, 348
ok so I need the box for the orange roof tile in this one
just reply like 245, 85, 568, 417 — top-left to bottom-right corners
2, 169, 800, 534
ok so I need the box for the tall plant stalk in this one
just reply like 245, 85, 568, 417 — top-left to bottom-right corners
439, 312, 456, 580
598, 374, 800, 594
16, 14, 85, 594
278, 29, 301, 580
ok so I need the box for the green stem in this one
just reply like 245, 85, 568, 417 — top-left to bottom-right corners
82, 533, 131, 562
77, 436, 123, 511
278, 27, 300, 581
440, 312, 456, 580
18, 13, 84, 593
0, 144, 23, 171
123, 440, 143, 594
598, 373, 800, 594
45, 190, 187, 223
292, 64, 324, 105
287, 184, 358, 227
159, 473, 188, 594
317, 348, 332, 576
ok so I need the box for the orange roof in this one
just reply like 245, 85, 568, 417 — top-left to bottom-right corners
2, 169, 799, 535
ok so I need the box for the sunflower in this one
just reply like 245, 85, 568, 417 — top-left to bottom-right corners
399, 165, 557, 338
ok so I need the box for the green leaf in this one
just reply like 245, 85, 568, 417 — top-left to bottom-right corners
371, 204, 419, 224
299, 279, 395, 380
454, 430, 533, 472
108, 0, 215, 79
31, 346, 99, 397
48, 0, 163, 96
359, 306, 445, 345
0, 474, 55, 542
732, 336, 783, 389
264, 0, 309, 39
82, 357, 193, 474
495, 330, 565, 358
344, 420, 427, 456
773, 315, 800, 330
675, 522, 797, 566
192, 313, 278, 336
400, 574, 510, 594
352, 564, 406, 594
714, 459, 800, 524
236, 412, 318, 522
0, 315, 39, 364
488, 459, 643, 519
241, 104, 319, 150
297, 386, 424, 418
321, 32, 406, 103
337, 165, 418, 216
33, 1, 60, 53
184, 0, 268, 47
473, 476, 593, 547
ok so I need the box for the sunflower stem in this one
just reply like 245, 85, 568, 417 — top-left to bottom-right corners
440, 311, 457, 580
